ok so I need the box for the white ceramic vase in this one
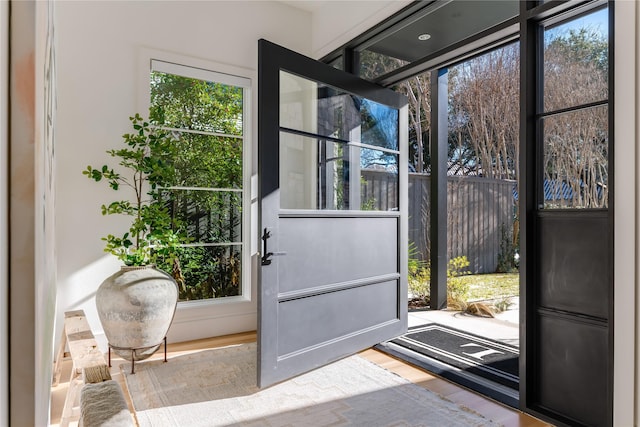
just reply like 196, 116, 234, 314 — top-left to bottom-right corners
96, 265, 178, 361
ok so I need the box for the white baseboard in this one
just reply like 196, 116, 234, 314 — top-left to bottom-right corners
168, 311, 257, 344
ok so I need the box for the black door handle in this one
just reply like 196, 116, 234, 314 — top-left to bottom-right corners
261, 228, 273, 265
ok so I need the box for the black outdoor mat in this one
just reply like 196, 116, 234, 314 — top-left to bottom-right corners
390, 323, 519, 390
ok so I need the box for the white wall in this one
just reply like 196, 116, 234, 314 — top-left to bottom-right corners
9, 1, 56, 425
55, 1, 312, 350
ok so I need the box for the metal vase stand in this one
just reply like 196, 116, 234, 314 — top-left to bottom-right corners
107, 336, 168, 374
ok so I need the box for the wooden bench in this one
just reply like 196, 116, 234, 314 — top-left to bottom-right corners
52, 310, 118, 427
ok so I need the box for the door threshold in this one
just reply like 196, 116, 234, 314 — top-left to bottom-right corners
376, 341, 519, 408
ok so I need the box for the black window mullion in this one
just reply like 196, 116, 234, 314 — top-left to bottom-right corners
539, 99, 609, 120
344, 48, 358, 75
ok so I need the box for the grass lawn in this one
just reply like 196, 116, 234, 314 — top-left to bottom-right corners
459, 272, 519, 301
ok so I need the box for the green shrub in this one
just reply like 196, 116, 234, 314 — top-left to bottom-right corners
408, 242, 430, 304
446, 256, 471, 309
409, 268, 431, 300
407, 249, 474, 309
493, 295, 515, 313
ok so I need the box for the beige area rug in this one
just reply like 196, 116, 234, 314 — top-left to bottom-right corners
122, 343, 501, 427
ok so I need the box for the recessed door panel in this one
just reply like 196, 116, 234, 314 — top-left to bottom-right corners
277, 279, 400, 356
278, 216, 398, 294
534, 313, 609, 426
537, 212, 609, 319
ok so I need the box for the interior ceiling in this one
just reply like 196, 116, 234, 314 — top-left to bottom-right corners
363, 0, 519, 62
279, 0, 331, 13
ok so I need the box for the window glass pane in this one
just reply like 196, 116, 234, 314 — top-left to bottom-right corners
167, 131, 242, 189
161, 189, 242, 244
328, 56, 344, 70
279, 71, 399, 151
359, 50, 408, 80
360, 162, 399, 211
543, 8, 608, 112
150, 71, 243, 135
391, 73, 431, 173
279, 132, 398, 210
150, 64, 245, 301
542, 105, 608, 209
176, 244, 242, 301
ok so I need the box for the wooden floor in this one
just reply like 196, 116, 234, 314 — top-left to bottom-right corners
50, 331, 551, 427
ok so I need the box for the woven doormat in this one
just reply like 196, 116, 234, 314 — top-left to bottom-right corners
390, 323, 519, 390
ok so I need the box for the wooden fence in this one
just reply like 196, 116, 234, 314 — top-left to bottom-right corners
361, 170, 516, 273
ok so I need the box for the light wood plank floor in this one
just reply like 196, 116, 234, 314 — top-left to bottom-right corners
50, 331, 552, 427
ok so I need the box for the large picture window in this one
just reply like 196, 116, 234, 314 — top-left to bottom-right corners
149, 60, 249, 301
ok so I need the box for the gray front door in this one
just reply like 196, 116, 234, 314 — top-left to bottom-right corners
258, 39, 408, 387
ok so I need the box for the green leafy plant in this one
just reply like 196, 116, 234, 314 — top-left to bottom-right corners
493, 296, 515, 313
446, 256, 472, 309
171, 246, 241, 301
408, 251, 476, 311
408, 242, 430, 307
83, 114, 185, 266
